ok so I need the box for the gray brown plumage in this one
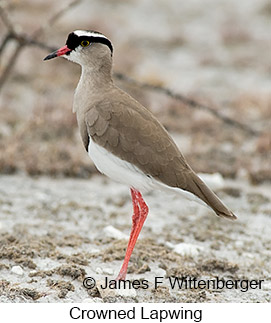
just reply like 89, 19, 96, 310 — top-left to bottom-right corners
82, 89, 236, 220
44, 30, 236, 279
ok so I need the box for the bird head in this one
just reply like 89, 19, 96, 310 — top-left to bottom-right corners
44, 30, 113, 66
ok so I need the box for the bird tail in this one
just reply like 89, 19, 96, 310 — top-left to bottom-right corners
186, 171, 237, 220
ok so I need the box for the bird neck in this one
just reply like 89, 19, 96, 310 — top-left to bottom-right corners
81, 59, 113, 88
73, 60, 113, 113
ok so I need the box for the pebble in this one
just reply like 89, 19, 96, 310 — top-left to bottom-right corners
103, 225, 129, 240
168, 242, 204, 257
96, 267, 103, 274
29, 270, 37, 276
235, 240, 244, 248
97, 280, 137, 299
11, 265, 24, 276
96, 267, 114, 275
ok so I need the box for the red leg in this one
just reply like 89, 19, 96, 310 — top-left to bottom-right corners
116, 188, 149, 280
129, 188, 140, 242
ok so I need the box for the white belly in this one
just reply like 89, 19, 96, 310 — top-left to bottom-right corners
87, 136, 206, 207
88, 137, 155, 192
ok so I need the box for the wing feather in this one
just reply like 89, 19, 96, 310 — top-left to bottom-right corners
83, 90, 236, 220
85, 97, 190, 189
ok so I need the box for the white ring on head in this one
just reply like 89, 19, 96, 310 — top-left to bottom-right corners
73, 30, 108, 39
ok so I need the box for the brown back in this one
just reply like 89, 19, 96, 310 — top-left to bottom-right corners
81, 87, 236, 220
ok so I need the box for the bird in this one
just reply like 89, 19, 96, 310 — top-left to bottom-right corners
44, 30, 237, 280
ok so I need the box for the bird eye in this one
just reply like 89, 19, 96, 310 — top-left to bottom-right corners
81, 40, 90, 47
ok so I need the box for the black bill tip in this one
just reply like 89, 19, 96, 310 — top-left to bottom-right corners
43, 50, 58, 61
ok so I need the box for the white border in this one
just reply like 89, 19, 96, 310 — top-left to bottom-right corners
1, 303, 268, 323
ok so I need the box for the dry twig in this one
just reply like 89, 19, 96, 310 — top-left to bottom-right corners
31, 0, 82, 39
0, 0, 82, 90
115, 73, 260, 136
0, 1, 261, 136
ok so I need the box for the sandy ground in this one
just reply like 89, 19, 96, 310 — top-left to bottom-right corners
0, 0, 270, 303
0, 173, 270, 302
